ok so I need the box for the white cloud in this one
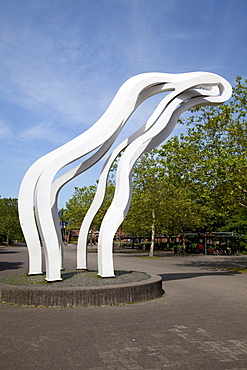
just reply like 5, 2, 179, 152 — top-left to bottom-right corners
0, 120, 11, 137
18, 121, 69, 144
0, 9, 117, 129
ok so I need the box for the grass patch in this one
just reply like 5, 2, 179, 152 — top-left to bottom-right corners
0, 270, 150, 287
220, 267, 247, 273
139, 256, 166, 259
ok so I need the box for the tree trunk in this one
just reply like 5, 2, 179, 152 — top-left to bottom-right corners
89, 232, 93, 250
6, 235, 10, 246
149, 210, 155, 257
166, 236, 170, 249
182, 234, 186, 254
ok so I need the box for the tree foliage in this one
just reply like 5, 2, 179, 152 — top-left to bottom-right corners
156, 76, 247, 234
63, 181, 115, 231
0, 198, 23, 244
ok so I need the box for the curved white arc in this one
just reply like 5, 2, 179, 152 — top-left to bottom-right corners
51, 198, 64, 269
49, 79, 172, 207
45, 83, 175, 273
98, 77, 231, 277
76, 87, 185, 269
19, 73, 178, 277
37, 116, 155, 278
49, 126, 124, 270
18, 168, 43, 274
76, 87, 200, 268
50, 140, 114, 269
76, 124, 148, 269
35, 74, 199, 281
77, 75, 225, 270
49, 79, 169, 242
97, 93, 188, 276
98, 84, 222, 277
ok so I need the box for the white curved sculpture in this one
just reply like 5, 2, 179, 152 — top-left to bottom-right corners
18, 72, 232, 281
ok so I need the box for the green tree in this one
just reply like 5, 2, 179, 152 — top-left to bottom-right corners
64, 186, 96, 229
122, 152, 166, 256
157, 76, 247, 234
64, 181, 115, 232
122, 152, 202, 255
0, 198, 23, 244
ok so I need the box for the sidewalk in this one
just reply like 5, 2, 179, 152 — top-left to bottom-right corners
1, 244, 247, 369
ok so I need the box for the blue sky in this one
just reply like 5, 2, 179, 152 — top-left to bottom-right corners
0, 0, 246, 208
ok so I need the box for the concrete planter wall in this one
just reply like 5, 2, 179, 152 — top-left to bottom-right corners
0, 274, 163, 307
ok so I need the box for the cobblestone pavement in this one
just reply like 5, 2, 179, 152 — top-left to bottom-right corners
1, 244, 247, 369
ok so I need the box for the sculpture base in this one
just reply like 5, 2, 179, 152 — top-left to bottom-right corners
97, 273, 115, 278
0, 270, 163, 307
46, 278, 63, 282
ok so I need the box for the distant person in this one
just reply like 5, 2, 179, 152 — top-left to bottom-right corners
198, 243, 204, 255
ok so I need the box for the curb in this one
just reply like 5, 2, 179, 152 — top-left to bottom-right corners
0, 274, 163, 307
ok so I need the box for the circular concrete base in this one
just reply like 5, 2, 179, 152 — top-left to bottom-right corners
0, 274, 163, 307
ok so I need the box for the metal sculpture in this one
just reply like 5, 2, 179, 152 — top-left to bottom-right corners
18, 72, 232, 281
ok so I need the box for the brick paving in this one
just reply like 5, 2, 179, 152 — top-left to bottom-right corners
0, 244, 247, 369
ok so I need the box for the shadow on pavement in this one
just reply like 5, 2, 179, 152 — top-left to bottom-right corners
0, 250, 20, 254
174, 256, 247, 270
159, 270, 238, 282
0, 261, 23, 272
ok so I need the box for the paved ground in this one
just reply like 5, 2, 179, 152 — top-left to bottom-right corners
0, 244, 247, 369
